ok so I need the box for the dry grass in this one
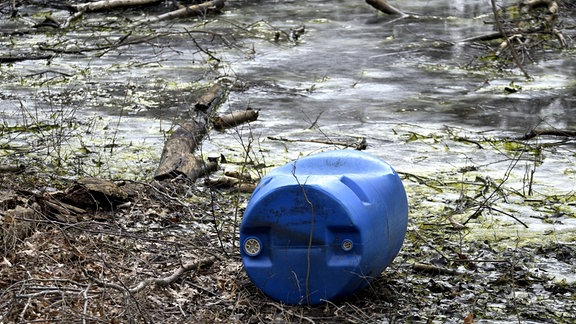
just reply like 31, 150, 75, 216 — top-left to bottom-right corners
1, 173, 575, 323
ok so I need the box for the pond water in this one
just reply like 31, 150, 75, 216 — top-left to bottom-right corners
222, 0, 575, 131
213, 0, 576, 243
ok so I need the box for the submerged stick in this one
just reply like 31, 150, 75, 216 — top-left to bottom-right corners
365, 0, 405, 16
0, 55, 53, 63
516, 129, 576, 140
459, 32, 503, 43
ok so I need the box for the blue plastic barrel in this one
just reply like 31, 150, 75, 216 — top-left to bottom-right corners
240, 150, 408, 305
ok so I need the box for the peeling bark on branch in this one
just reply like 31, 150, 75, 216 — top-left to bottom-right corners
195, 83, 225, 111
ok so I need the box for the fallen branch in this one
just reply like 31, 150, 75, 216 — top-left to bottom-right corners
465, 202, 529, 229
72, 0, 162, 12
267, 136, 367, 150
154, 123, 219, 181
266, 302, 316, 324
0, 164, 25, 173
130, 257, 216, 293
459, 32, 503, 43
204, 176, 257, 192
38, 32, 168, 54
195, 82, 225, 111
154, 84, 226, 180
204, 175, 240, 188
42, 199, 86, 218
135, 0, 225, 26
412, 262, 459, 275
212, 108, 259, 131
365, 0, 405, 16
87, 257, 216, 294
516, 129, 576, 140
0, 55, 53, 63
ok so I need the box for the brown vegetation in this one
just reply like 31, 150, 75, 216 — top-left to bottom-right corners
1, 1, 575, 323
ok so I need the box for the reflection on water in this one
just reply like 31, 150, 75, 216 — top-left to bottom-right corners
223, 0, 575, 135
1, 0, 573, 134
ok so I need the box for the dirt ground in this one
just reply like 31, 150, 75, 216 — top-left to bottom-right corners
1, 172, 575, 323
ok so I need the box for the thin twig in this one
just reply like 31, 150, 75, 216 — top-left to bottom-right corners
291, 160, 314, 305
464, 148, 525, 225
265, 302, 316, 324
87, 257, 216, 294
130, 257, 216, 293
516, 129, 576, 140
209, 188, 229, 257
487, 206, 529, 228
412, 262, 460, 275
82, 283, 91, 324
410, 228, 450, 261
490, 0, 531, 79
365, 0, 406, 16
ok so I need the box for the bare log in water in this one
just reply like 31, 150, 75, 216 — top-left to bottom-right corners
154, 84, 225, 181
212, 108, 259, 131
195, 83, 225, 111
0, 164, 25, 173
0, 55, 54, 63
459, 32, 503, 43
365, 0, 405, 16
